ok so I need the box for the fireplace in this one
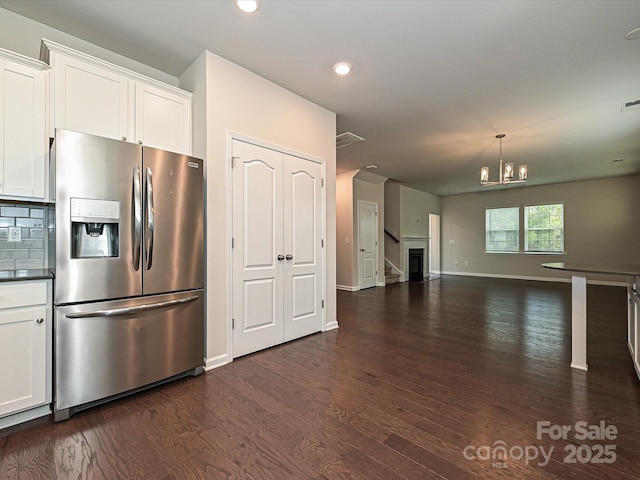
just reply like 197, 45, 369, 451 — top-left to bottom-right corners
408, 248, 424, 282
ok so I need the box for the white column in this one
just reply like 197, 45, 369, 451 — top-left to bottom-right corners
571, 274, 588, 371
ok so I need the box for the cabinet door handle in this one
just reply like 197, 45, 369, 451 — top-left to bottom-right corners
138, 140, 143, 145
122, 136, 127, 141
277, 255, 285, 261
286, 254, 293, 260
36, 318, 44, 324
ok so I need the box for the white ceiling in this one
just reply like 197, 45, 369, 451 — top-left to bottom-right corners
2, 0, 639, 196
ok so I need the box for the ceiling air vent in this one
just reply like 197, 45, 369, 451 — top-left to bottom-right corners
336, 132, 364, 149
621, 99, 640, 112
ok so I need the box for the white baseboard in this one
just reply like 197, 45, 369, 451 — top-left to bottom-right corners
337, 284, 359, 291
439, 270, 626, 287
384, 258, 402, 275
324, 321, 339, 331
205, 353, 230, 371
0, 404, 50, 430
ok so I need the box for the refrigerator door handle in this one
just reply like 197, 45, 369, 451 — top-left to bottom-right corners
145, 167, 155, 270
131, 165, 142, 270
64, 295, 199, 318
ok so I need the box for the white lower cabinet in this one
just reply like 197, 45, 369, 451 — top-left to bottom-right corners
0, 280, 52, 427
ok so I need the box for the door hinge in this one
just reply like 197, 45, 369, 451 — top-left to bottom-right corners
321, 239, 324, 248
232, 318, 235, 329
231, 156, 239, 168
231, 237, 235, 248
321, 300, 325, 308
321, 178, 324, 187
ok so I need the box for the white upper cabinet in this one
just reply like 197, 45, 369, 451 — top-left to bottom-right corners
0, 49, 49, 200
42, 40, 192, 155
135, 82, 191, 154
50, 54, 131, 141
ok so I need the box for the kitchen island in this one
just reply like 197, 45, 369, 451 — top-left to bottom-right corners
542, 262, 640, 377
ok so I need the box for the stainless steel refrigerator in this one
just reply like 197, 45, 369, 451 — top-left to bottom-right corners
52, 129, 204, 421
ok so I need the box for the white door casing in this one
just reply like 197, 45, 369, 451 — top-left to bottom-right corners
429, 213, 440, 275
232, 139, 324, 357
358, 201, 378, 290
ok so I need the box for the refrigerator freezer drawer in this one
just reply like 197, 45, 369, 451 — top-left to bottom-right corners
54, 289, 204, 418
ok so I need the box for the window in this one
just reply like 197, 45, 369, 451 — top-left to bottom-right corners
525, 203, 564, 253
485, 207, 519, 253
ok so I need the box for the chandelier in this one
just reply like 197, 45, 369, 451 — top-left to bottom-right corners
480, 134, 527, 186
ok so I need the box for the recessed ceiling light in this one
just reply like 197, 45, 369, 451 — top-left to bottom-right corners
333, 62, 352, 76
237, 0, 260, 13
625, 27, 640, 40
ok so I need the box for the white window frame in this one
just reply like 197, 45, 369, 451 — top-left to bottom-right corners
524, 203, 565, 254
485, 206, 520, 253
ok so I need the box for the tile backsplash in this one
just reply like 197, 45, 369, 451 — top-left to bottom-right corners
0, 203, 49, 270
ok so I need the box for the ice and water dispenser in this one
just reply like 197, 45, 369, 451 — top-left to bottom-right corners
70, 198, 120, 258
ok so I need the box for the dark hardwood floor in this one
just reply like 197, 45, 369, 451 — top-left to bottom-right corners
1, 276, 640, 479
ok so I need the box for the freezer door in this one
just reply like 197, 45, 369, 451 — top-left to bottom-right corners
54, 289, 204, 414
142, 147, 204, 294
54, 129, 143, 304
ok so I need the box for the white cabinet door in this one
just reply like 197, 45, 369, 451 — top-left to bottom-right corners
0, 305, 47, 417
0, 58, 47, 199
232, 140, 324, 357
135, 83, 191, 155
51, 53, 131, 141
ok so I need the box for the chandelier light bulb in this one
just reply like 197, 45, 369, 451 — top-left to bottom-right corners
519, 164, 528, 180
480, 166, 489, 184
504, 162, 514, 180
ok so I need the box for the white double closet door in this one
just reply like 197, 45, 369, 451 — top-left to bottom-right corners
232, 139, 324, 358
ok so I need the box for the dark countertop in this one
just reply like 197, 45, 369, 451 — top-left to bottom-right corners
542, 262, 640, 277
0, 269, 54, 282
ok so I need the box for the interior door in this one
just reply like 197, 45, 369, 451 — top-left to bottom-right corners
358, 201, 378, 290
232, 140, 284, 357
283, 154, 323, 341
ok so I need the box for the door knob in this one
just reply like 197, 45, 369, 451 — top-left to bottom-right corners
36, 318, 44, 324
286, 254, 293, 260
277, 255, 285, 261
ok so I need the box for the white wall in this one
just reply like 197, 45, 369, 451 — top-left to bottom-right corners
384, 181, 442, 274
336, 171, 356, 289
441, 175, 640, 283
336, 170, 386, 290
384, 181, 402, 269
0, 8, 176, 85
353, 176, 385, 286
181, 51, 336, 369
